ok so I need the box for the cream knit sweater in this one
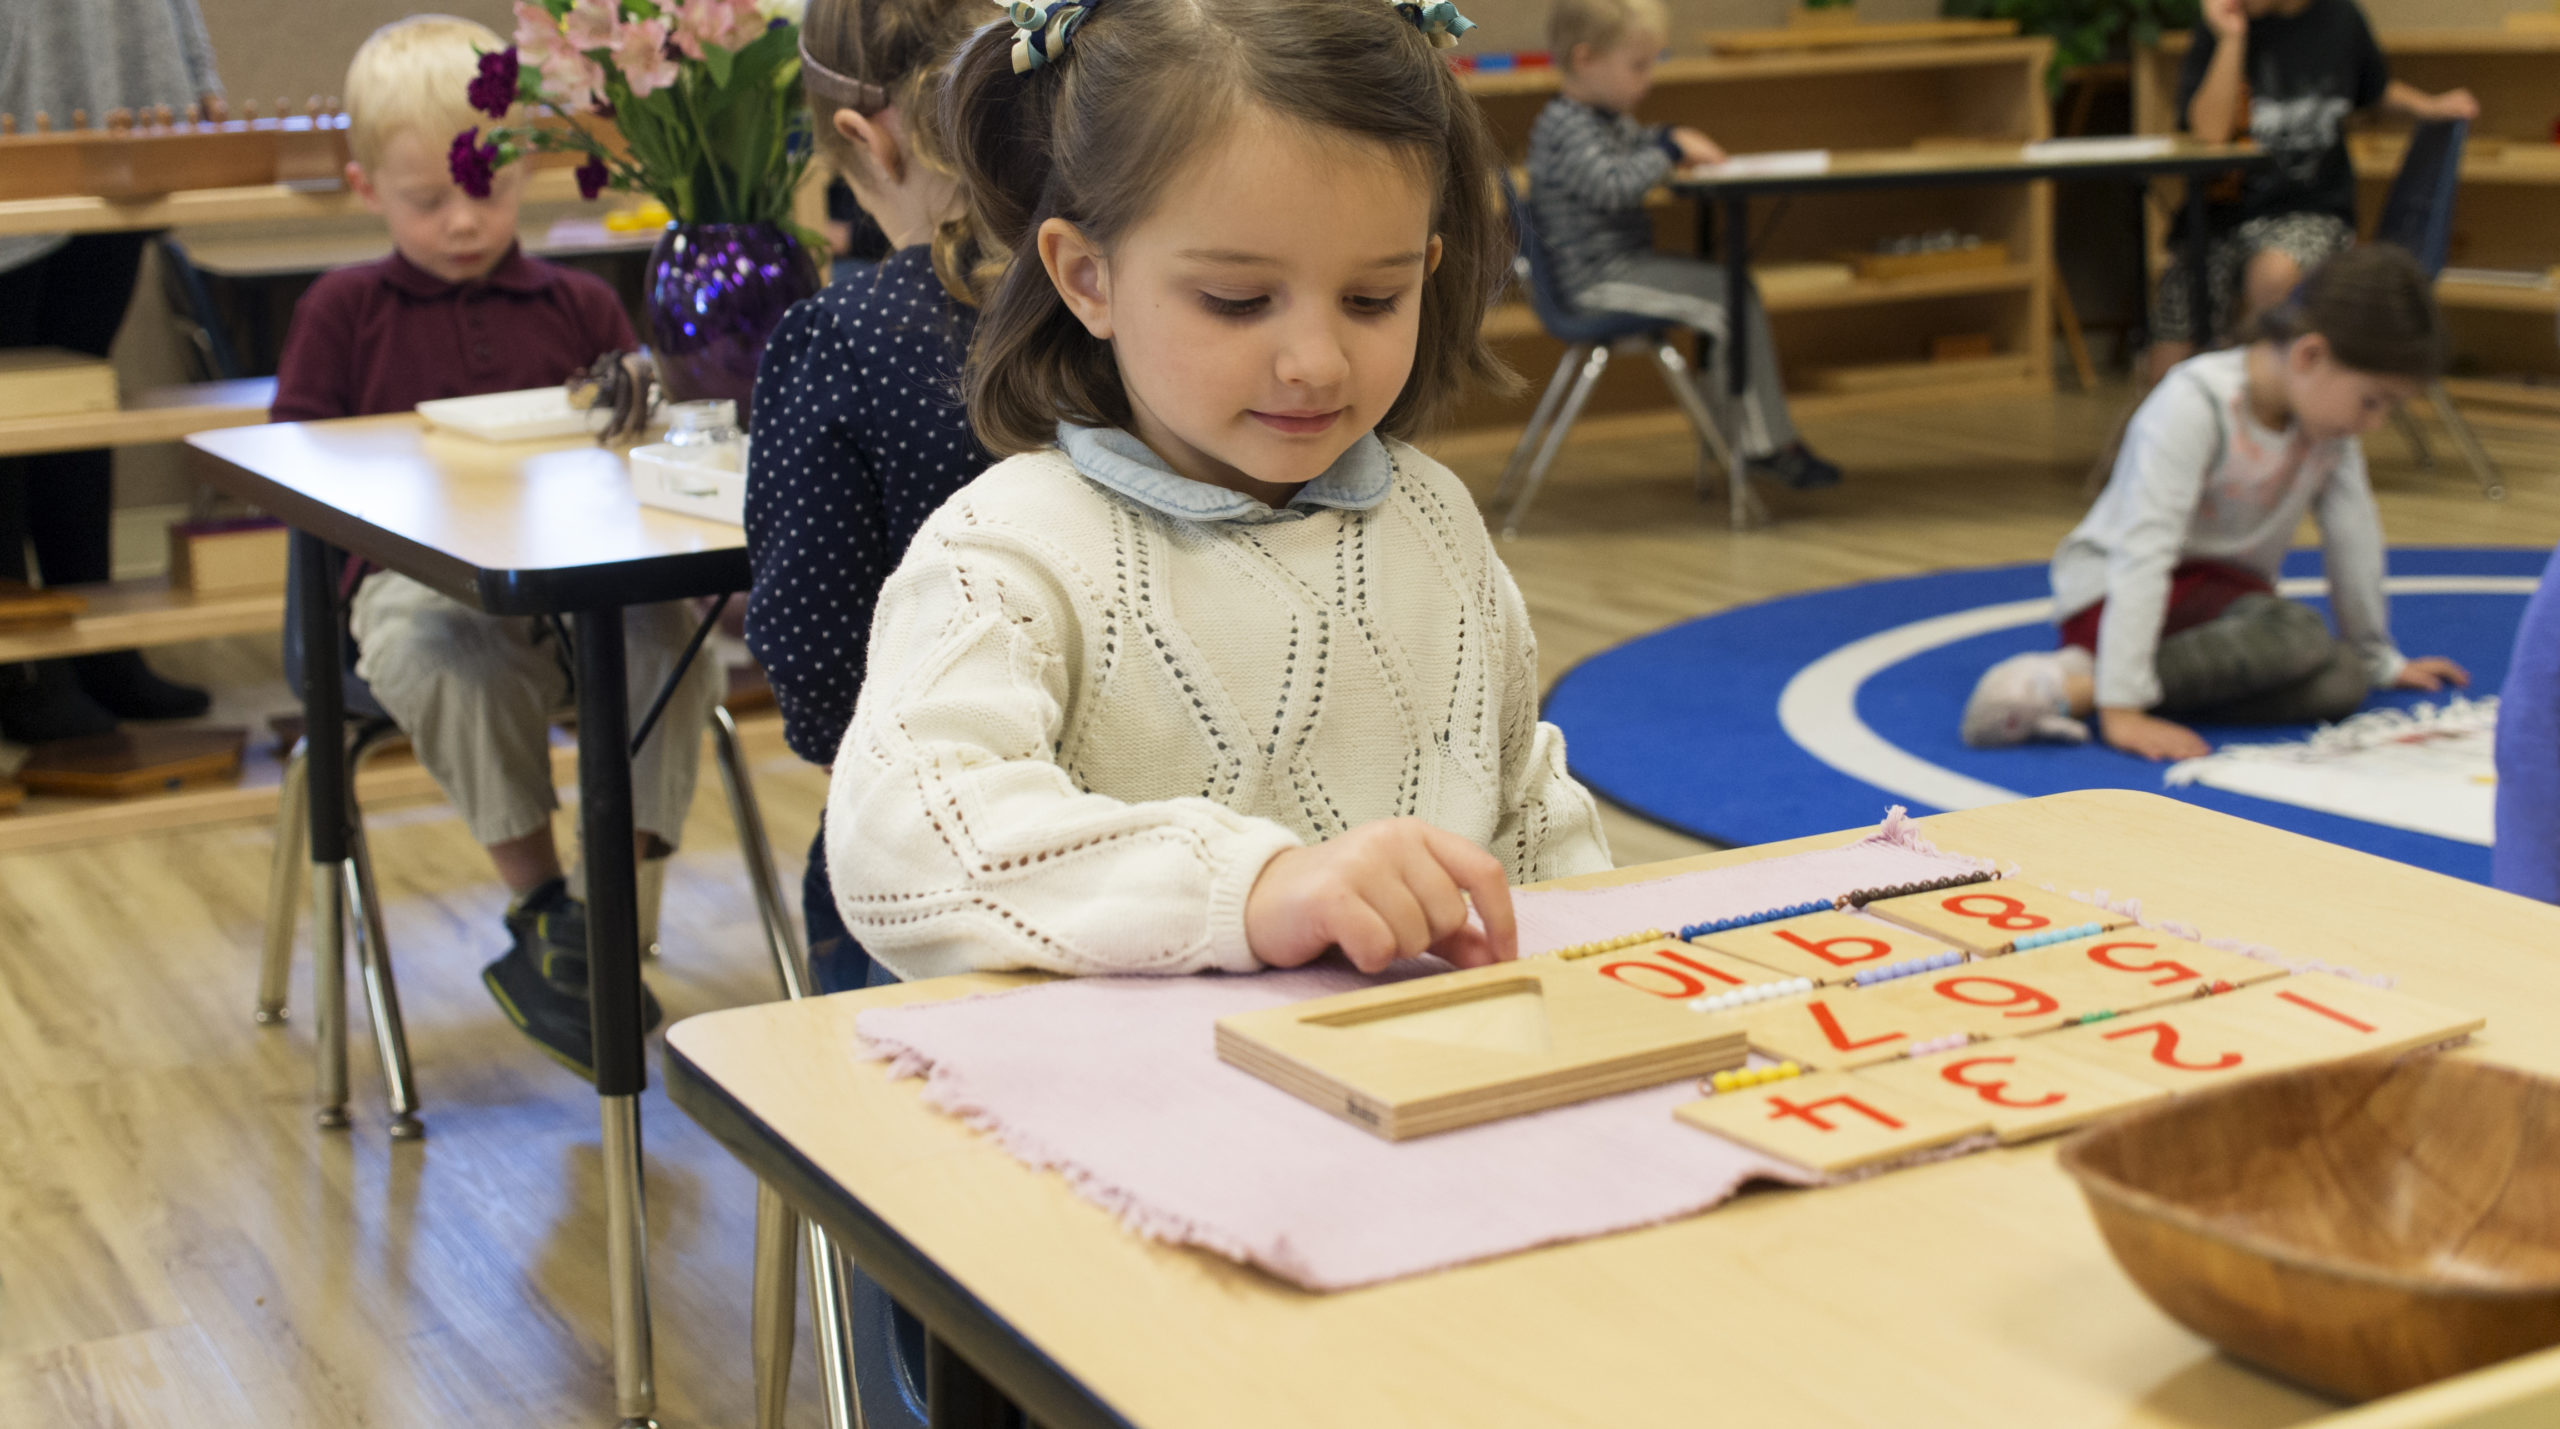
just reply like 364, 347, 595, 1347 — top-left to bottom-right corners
825, 435, 1611, 981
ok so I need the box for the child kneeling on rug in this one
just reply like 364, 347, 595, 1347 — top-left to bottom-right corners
1964, 245, 2467, 762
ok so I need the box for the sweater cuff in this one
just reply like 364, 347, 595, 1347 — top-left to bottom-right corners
1653, 127, 1683, 162
2365, 646, 2408, 690
1203, 824, 1306, 974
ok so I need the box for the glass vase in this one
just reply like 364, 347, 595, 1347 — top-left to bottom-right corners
643, 222, 821, 423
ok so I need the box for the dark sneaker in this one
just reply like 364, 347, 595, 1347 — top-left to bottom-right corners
71, 649, 212, 721
1750, 443, 1843, 491
504, 879, 662, 1031
483, 941, 596, 1082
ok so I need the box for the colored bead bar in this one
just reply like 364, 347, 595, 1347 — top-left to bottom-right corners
1833, 868, 1999, 909
2066, 1009, 2120, 1026
1550, 929, 1670, 961
1678, 900, 1830, 941
1709, 1061, 1804, 1094
1903, 1032, 1971, 1058
1851, 949, 1964, 987
2008, 921, 2105, 951
1687, 977, 1815, 1014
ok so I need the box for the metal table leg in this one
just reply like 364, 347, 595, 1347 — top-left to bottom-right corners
295, 531, 353, 1132
575, 607, 658, 1428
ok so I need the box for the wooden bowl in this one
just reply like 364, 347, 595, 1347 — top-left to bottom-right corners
2059, 1053, 2560, 1402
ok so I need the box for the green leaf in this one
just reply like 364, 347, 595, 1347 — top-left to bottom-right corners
703, 41, 737, 89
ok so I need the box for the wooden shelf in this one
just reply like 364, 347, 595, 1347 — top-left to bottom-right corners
0, 575, 282, 662
1482, 264, 2038, 343
2354, 152, 2560, 187
0, 377, 275, 458
0, 165, 588, 239
1461, 39, 2052, 98
2436, 278, 2560, 315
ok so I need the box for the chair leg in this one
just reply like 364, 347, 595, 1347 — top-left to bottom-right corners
2429, 382, 2504, 501
312, 851, 351, 1131
2394, 404, 2436, 470
808, 1226, 863, 1429
345, 818, 423, 1140
1488, 346, 1582, 514
710, 704, 809, 1001
753, 1181, 800, 1429
637, 853, 666, 961
257, 741, 310, 1026
1501, 343, 1609, 540
1652, 340, 1763, 530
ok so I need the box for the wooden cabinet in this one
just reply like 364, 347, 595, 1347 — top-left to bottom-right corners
1452, 37, 2056, 452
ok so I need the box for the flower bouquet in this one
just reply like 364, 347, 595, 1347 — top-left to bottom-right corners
460, 0, 824, 409
456, 0, 813, 228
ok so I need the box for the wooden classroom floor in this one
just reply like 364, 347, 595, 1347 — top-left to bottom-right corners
3, 384, 2555, 1427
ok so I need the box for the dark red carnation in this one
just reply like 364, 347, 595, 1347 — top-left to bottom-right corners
448, 129, 499, 198
467, 48, 521, 119
575, 154, 610, 200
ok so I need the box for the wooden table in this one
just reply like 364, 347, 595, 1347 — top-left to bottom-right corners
1669, 140, 2265, 527
187, 415, 748, 1429
665, 790, 2560, 1429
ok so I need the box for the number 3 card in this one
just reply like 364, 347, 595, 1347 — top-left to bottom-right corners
1857, 1041, 2166, 1143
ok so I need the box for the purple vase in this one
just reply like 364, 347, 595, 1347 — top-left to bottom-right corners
644, 223, 820, 424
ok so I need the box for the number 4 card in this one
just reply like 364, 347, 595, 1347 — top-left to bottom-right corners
1675, 1071, 1990, 1174
1856, 1041, 2167, 1144
1863, 882, 2130, 955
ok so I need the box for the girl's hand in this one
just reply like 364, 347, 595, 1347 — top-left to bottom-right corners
2393, 656, 2471, 692
2100, 707, 2211, 762
2202, 0, 2247, 42
2421, 88, 2481, 122
1669, 127, 1727, 168
1246, 819, 1518, 974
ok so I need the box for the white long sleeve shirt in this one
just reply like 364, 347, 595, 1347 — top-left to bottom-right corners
2052, 348, 2404, 710
826, 426, 1612, 982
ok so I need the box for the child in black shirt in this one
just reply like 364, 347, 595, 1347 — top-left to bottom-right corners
2145, 0, 2476, 383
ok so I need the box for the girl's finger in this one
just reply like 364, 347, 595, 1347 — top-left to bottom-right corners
1423, 827, 1516, 962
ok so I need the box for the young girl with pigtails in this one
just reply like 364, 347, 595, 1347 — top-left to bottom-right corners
823, 0, 1614, 981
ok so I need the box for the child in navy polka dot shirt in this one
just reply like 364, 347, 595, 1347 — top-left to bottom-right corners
745, 0, 987, 992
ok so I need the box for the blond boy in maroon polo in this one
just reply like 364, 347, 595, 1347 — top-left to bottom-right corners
271, 17, 717, 1079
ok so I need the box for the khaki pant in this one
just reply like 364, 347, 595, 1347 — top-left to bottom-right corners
349, 572, 720, 850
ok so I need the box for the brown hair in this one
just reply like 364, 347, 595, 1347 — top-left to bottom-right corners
2251, 243, 2449, 380
801, 0, 985, 303
1548, 0, 1670, 71
941, 0, 1518, 456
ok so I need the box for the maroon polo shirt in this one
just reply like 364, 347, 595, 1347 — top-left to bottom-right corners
270, 244, 635, 422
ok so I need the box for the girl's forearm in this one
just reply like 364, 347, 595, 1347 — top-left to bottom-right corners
2187, 46, 2248, 142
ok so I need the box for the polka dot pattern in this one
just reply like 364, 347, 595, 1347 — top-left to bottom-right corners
745, 247, 987, 766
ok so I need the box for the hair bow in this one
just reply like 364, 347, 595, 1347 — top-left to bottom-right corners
1392, 0, 1475, 49
1000, 0, 1095, 73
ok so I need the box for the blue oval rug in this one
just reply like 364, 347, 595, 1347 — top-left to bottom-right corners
1544, 546, 2551, 883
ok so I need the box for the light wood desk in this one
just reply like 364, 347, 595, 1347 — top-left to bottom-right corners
666, 790, 2560, 1429
187, 415, 747, 1428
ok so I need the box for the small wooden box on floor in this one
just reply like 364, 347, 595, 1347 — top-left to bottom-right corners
15, 726, 246, 798
0, 348, 116, 418
1217, 954, 1748, 1139
168, 519, 288, 595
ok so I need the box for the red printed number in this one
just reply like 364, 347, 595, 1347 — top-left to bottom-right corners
2277, 989, 2378, 1033
1943, 893, 2049, 932
1930, 976, 2061, 1020
1941, 1056, 2067, 1109
1808, 1000, 1905, 1051
1767, 1094, 1904, 1132
2102, 1020, 2242, 1071
1773, 929, 1890, 967
1598, 951, 1747, 1000
2086, 940, 2198, 987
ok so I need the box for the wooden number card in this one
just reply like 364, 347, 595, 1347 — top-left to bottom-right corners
2179, 976, 2485, 1061
1692, 911, 1959, 985
1990, 931, 2287, 1018
1857, 1041, 2166, 1143
1558, 937, 1801, 1001
2038, 990, 2329, 1092
1735, 987, 1978, 1070
1863, 881, 2130, 954
1216, 957, 1747, 1140
1860, 961, 2100, 1037
1675, 1071, 1990, 1174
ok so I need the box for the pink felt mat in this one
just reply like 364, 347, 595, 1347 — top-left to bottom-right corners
855, 813, 1994, 1291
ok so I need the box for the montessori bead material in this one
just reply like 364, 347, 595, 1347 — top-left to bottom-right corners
1550, 929, 1670, 961
1687, 977, 1815, 1014
1832, 869, 1999, 909
2008, 920, 2105, 951
1851, 949, 1964, 986
1902, 1032, 1971, 1057
1678, 900, 1830, 941
2067, 1008, 2120, 1026
1709, 1061, 1804, 1094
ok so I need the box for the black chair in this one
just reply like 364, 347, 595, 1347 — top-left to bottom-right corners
2371, 119, 2501, 500
1487, 171, 1755, 535
153, 235, 247, 383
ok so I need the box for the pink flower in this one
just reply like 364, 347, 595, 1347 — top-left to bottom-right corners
668, 0, 750, 58
540, 48, 608, 111
563, 0, 622, 52
512, 0, 569, 61
611, 17, 680, 96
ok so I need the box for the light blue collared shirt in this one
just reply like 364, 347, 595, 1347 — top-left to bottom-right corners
1057, 423, 1394, 525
